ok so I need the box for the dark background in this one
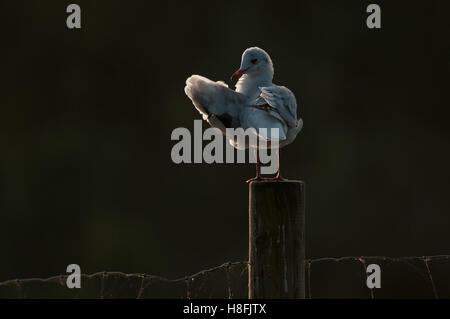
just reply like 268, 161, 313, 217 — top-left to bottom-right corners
0, 0, 449, 297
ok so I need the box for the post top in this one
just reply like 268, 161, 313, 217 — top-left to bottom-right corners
248, 179, 304, 185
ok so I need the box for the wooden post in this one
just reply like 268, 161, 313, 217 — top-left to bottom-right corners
248, 180, 306, 299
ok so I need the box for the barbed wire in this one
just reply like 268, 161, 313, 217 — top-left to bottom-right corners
305, 254, 450, 299
307, 255, 450, 263
1, 255, 449, 298
0, 261, 248, 299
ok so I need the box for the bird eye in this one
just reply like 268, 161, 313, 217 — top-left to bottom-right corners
251, 58, 258, 64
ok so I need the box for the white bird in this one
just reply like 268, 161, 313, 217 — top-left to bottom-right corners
184, 47, 303, 181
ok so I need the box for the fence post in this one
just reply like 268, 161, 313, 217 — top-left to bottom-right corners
248, 180, 306, 299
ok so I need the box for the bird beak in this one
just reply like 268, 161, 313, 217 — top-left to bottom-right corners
230, 68, 247, 81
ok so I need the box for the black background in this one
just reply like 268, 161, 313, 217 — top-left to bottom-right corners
0, 0, 449, 298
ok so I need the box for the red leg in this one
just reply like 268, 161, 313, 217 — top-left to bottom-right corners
246, 149, 263, 183
264, 148, 289, 182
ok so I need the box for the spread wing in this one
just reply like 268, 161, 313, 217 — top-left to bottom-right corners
184, 75, 247, 128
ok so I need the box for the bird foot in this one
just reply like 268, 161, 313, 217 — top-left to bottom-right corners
246, 174, 289, 183
246, 176, 264, 184
263, 175, 289, 182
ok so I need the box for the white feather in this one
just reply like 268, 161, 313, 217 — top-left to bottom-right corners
184, 47, 302, 150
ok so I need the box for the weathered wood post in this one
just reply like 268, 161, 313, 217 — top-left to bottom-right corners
248, 180, 306, 299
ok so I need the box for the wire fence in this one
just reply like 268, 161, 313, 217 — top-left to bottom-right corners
305, 255, 450, 299
1, 255, 449, 299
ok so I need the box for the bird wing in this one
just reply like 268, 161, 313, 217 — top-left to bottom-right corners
239, 106, 288, 150
238, 85, 298, 147
258, 85, 297, 128
185, 75, 247, 128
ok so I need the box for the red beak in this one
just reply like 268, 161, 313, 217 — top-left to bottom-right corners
230, 68, 247, 81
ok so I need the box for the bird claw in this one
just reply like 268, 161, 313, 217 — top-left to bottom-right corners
246, 176, 263, 184
246, 174, 289, 183
263, 175, 289, 182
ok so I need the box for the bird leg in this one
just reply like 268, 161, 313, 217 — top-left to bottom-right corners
246, 149, 263, 183
264, 148, 289, 182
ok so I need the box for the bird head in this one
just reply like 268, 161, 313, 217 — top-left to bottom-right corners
230, 47, 274, 81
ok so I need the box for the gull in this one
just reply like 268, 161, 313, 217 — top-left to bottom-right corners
184, 47, 303, 181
